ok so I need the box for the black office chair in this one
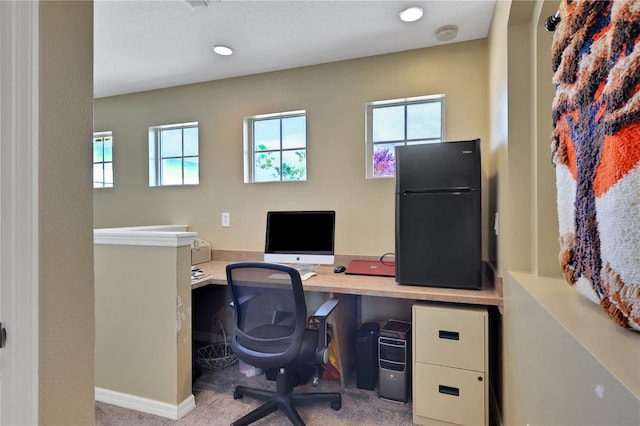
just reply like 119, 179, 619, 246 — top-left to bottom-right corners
226, 262, 342, 426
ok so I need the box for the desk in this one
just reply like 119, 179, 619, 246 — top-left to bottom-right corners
191, 260, 502, 392
192, 261, 502, 306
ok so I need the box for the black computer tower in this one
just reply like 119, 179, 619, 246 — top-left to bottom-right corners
378, 320, 412, 403
355, 322, 379, 390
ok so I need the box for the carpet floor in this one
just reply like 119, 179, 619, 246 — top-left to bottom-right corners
95, 364, 414, 425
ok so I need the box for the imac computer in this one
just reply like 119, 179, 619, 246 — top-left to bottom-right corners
264, 210, 336, 271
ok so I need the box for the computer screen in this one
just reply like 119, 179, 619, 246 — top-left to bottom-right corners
264, 210, 336, 267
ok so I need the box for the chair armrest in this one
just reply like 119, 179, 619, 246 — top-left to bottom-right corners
310, 298, 340, 364
312, 298, 339, 319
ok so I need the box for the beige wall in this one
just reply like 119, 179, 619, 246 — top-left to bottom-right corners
506, 272, 640, 426
95, 244, 192, 405
94, 41, 489, 258
487, 0, 509, 271
38, 1, 95, 424
532, 1, 562, 277
490, 1, 640, 425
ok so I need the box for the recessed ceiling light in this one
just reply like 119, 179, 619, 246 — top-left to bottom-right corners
399, 6, 424, 23
212, 45, 233, 56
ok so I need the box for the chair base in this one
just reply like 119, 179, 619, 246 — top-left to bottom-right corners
231, 369, 341, 426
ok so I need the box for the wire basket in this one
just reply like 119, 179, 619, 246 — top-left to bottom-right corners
194, 319, 237, 370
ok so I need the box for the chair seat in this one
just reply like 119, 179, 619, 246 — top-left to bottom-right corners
240, 326, 319, 360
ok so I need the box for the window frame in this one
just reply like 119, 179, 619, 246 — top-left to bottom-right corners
148, 121, 199, 187
365, 94, 445, 179
93, 131, 113, 189
243, 110, 307, 183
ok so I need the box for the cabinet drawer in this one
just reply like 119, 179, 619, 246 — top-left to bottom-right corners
413, 304, 486, 371
414, 362, 485, 426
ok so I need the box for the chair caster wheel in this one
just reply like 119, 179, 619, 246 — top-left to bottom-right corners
331, 400, 341, 410
233, 391, 243, 400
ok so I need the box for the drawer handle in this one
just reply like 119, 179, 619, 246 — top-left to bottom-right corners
438, 385, 460, 397
438, 330, 459, 340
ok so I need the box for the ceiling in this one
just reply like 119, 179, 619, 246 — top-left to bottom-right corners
94, 0, 496, 99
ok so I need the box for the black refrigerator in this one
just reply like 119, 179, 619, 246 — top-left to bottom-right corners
395, 139, 482, 289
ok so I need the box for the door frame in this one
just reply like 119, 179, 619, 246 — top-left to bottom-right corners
0, 1, 39, 424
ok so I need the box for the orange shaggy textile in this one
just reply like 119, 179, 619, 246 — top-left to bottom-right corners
551, 0, 640, 331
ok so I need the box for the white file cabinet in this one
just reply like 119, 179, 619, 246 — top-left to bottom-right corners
412, 303, 488, 426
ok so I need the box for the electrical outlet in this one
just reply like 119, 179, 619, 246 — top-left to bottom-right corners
222, 212, 230, 227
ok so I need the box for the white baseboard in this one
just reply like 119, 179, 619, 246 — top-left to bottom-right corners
95, 387, 196, 420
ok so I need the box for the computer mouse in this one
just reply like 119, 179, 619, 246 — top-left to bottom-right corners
334, 265, 346, 273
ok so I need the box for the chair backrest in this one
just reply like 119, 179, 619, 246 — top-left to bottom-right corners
226, 262, 308, 369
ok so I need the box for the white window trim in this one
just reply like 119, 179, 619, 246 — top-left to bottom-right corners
365, 94, 445, 179
243, 110, 306, 183
148, 122, 199, 187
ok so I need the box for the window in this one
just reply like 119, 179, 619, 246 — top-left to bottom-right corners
365, 95, 445, 178
244, 110, 307, 183
93, 131, 113, 188
149, 122, 199, 186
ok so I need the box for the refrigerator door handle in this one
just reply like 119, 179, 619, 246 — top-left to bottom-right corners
400, 187, 474, 195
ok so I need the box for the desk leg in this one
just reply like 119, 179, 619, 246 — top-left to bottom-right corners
328, 293, 357, 389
